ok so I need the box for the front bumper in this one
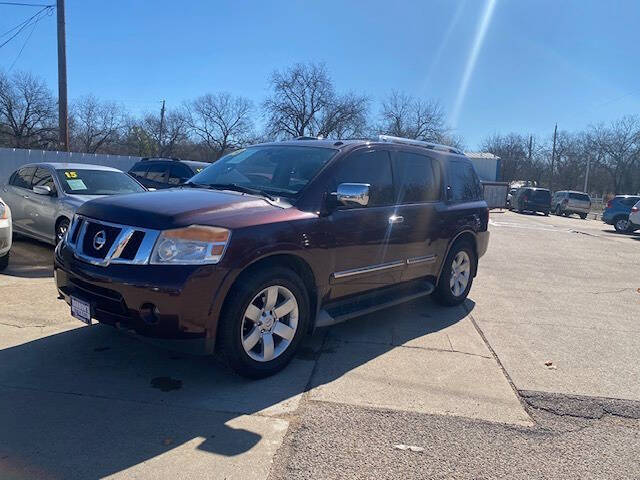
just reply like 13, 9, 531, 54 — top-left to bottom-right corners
0, 219, 11, 256
54, 241, 230, 338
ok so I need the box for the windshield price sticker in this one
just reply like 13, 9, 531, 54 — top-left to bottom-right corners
66, 179, 88, 191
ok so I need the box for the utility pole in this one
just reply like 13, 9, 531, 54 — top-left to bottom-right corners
158, 99, 166, 154
528, 135, 533, 160
550, 123, 557, 192
56, 0, 69, 151
583, 156, 591, 193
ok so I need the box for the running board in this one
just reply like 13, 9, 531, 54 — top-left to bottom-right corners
315, 280, 435, 328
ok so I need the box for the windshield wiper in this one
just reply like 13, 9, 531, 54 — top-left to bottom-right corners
186, 182, 276, 201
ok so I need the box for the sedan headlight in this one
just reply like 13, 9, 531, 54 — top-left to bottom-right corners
150, 226, 230, 265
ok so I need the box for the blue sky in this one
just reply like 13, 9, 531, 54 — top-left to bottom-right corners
1, 0, 639, 149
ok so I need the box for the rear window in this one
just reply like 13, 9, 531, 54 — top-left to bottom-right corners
447, 161, 482, 202
569, 192, 590, 201
531, 190, 551, 202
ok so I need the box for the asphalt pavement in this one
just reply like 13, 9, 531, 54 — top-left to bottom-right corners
0, 212, 638, 479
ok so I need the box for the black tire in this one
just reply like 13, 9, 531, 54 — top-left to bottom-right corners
434, 241, 476, 307
580, 213, 587, 220
0, 252, 8, 272
613, 216, 630, 233
217, 266, 310, 379
55, 217, 70, 244
555, 205, 562, 216
543, 210, 549, 216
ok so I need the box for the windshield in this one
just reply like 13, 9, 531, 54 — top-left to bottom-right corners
56, 169, 145, 195
188, 145, 336, 197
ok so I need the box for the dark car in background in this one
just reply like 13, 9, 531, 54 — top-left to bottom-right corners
54, 135, 490, 378
2, 163, 146, 245
602, 195, 640, 233
511, 187, 551, 215
128, 158, 210, 190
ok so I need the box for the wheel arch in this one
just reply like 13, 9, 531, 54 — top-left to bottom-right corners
217, 253, 318, 338
54, 215, 72, 243
437, 230, 478, 281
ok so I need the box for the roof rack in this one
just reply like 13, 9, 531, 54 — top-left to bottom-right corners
378, 135, 463, 155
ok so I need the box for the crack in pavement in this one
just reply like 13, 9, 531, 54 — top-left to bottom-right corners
520, 390, 640, 420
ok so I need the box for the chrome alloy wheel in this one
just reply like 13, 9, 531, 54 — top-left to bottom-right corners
241, 285, 299, 362
449, 251, 471, 297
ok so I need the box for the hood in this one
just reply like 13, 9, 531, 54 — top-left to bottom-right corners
63, 194, 107, 206
76, 188, 299, 230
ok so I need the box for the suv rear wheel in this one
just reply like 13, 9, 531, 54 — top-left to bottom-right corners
614, 217, 631, 233
218, 267, 310, 378
434, 241, 476, 306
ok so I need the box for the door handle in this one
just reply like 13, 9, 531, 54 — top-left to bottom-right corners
388, 215, 404, 224
23, 195, 30, 199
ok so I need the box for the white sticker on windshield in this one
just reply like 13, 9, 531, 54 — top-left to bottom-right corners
67, 179, 87, 191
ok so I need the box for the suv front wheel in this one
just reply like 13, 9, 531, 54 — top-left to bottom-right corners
434, 241, 476, 306
218, 267, 310, 378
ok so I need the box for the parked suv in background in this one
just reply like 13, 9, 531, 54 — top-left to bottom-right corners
55, 136, 490, 378
511, 187, 551, 215
628, 200, 640, 230
128, 158, 210, 189
603, 195, 640, 232
552, 190, 591, 218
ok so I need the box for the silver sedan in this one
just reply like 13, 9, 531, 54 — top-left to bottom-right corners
1, 163, 146, 245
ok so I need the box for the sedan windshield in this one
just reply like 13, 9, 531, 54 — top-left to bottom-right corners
188, 145, 337, 197
56, 169, 145, 195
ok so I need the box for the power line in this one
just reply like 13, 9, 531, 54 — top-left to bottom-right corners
0, 2, 53, 6
0, 4, 52, 49
7, 8, 40, 71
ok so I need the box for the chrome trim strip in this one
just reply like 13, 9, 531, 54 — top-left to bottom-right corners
406, 254, 437, 265
332, 260, 405, 280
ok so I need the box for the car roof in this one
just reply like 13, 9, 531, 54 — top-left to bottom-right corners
20, 162, 122, 172
250, 139, 469, 161
521, 187, 550, 191
181, 160, 209, 168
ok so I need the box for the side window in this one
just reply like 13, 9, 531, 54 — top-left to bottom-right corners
393, 151, 441, 203
129, 163, 149, 177
10, 167, 36, 189
168, 164, 192, 185
447, 161, 482, 202
621, 197, 638, 207
145, 164, 168, 183
330, 150, 394, 207
32, 167, 57, 194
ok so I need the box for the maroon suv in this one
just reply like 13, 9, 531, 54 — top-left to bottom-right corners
54, 136, 490, 378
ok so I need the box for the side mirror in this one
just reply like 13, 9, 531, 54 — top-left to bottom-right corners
33, 185, 52, 196
336, 183, 370, 207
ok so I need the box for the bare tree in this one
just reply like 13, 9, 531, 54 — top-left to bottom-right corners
587, 116, 640, 193
186, 93, 254, 160
263, 62, 368, 139
69, 95, 124, 153
378, 91, 449, 142
0, 71, 57, 149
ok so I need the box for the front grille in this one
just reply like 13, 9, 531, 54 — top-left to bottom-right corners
82, 222, 122, 259
67, 216, 159, 267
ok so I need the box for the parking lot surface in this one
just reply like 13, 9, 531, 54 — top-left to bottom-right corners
1, 212, 639, 479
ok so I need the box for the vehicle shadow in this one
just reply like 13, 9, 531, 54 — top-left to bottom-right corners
2, 236, 54, 278
0, 295, 471, 479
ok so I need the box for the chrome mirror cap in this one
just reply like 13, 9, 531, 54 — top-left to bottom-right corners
336, 183, 370, 207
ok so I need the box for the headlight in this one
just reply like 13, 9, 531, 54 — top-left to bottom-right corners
0, 202, 6, 220
150, 225, 230, 265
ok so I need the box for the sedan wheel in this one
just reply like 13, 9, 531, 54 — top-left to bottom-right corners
241, 285, 299, 363
56, 218, 70, 244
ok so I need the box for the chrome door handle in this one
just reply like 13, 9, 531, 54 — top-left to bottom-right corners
388, 215, 404, 224
23, 195, 30, 199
